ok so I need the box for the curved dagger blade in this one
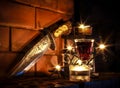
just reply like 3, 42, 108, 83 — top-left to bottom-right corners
9, 35, 51, 76
9, 21, 72, 77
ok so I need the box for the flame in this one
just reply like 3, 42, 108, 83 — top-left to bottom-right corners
70, 65, 89, 71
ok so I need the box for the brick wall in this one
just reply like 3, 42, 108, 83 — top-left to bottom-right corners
0, 0, 73, 79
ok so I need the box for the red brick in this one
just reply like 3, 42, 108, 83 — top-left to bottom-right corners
58, 0, 74, 14
0, 52, 17, 72
36, 9, 62, 29
12, 28, 39, 51
13, 0, 40, 7
36, 55, 58, 75
45, 37, 62, 55
13, 0, 58, 10
0, 26, 9, 51
0, 52, 18, 79
40, 0, 58, 10
0, 1, 35, 29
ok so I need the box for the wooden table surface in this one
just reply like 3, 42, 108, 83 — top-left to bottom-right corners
1, 72, 120, 88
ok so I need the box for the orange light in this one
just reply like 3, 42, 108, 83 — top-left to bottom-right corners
78, 24, 92, 35
67, 45, 73, 51
99, 44, 106, 50
55, 65, 61, 71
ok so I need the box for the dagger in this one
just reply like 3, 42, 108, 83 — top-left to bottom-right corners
8, 21, 72, 77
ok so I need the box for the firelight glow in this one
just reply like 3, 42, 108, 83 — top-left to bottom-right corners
99, 44, 106, 50
70, 65, 89, 71
67, 45, 73, 51
55, 65, 61, 71
76, 59, 82, 65
78, 24, 90, 29
91, 39, 94, 42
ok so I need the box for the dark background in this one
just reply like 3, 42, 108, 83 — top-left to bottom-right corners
73, 0, 120, 72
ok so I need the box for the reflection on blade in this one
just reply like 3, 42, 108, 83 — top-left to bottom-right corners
9, 20, 72, 77
10, 35, 51, 76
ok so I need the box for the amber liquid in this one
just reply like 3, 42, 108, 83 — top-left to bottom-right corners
76, 41, 92, 60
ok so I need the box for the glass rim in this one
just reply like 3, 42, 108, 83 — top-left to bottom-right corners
74, 38, 94, 42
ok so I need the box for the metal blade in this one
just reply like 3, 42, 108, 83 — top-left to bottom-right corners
9, 35, 51, 76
